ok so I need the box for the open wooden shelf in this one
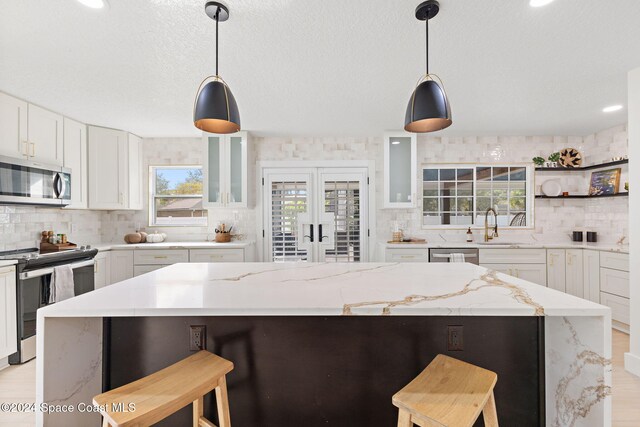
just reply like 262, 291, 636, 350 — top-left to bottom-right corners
535, 159, 628, 172
535, 192, 629, 199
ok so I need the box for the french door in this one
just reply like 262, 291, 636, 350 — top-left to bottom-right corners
263, 167, 369, 262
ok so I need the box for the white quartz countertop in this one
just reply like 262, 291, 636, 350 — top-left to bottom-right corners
382, 241, 629, 253
38, 262, 609, 318
0, 260, 17, 267
91, 241, 253, 251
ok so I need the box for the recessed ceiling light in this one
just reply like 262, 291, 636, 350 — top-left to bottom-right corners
602, 105, 623, 113
391, 141, 401, 145
529, 0, 555, 7
77, 0, 107, 9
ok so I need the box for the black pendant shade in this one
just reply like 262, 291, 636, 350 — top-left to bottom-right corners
194, 79, 240, 134
193, 1, 240, 134
404, 0, 452, 133
404, 78, 452, 133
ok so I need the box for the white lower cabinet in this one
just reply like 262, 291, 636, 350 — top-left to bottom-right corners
546, 249, 567, 292
134, 249, 189, 266
110, 250, 134, 284
0, 266, 17, 359
600, 292, 630, 328
94, 252, 111, 289
134, 265, 168, 276
565, 249, 584, 298
384, 248, 429, 262
582, 250, 600, 303
189, 249, 244, 262
598, 252, 630, 330
481, 263, 547, 286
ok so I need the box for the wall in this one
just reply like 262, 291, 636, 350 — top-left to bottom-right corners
626, 67, 640, 377
0, 206, 103, 251
0, 126, 628, 251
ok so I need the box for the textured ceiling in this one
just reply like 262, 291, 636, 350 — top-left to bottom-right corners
1, 0, 638, 138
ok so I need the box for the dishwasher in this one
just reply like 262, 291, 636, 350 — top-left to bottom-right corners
429, 248, 479, 265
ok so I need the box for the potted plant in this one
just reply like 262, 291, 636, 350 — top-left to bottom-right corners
545, 152, 560, 168
532, 156, 545, 167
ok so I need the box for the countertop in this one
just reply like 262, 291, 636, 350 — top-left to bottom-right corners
0, 260, 17, 267
38, 262, 609, 318
90, 241, 254, 252
381, 240, 629, 253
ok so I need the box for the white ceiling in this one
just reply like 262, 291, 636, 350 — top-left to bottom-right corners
1, 0, 638, 138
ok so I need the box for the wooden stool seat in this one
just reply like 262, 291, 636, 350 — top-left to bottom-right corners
393, 354, 498, 427
94, 350, 234, 427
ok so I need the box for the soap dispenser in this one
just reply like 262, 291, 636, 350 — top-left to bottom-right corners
466, 227, 473, 243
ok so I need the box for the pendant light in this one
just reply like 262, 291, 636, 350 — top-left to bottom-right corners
193, 1, 241, 134
404, 0, 452, 133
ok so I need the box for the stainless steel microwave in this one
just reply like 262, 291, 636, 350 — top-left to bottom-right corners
0, 155, 71, 206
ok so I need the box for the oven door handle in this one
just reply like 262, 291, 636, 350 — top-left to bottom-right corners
19, 259, 95, 280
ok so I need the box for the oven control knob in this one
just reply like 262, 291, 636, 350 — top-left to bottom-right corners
80, 245, 86, 250
85, 245, 92, 250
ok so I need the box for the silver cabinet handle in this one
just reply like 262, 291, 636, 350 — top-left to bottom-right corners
30, 142, 35, 157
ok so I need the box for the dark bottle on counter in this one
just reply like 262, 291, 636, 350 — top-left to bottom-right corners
466, 227, 473, 243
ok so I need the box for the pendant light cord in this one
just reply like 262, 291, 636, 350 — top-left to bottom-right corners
215, 8, 219, 76
425, 17, 429, 74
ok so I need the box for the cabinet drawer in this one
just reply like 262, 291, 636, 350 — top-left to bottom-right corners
479, 249, 546, 264
481, 263, 547, 286
189, 249, 244, 263
134, 264, 169, 276
600, 292, 630, 324
385, 248, 428, 262
599, 252, 629, 272
134, 249, 189, 265
600, 268, 629, 298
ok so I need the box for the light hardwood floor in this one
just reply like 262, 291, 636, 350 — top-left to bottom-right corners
0, 330, 638, 426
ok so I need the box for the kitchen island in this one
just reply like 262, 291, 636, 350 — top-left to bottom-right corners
36, 262, 611, 426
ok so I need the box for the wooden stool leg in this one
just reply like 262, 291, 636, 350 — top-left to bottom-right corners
482, 391, 499, 427
102, 417, 110, 427
215, 375, 231, 427
193, 396, 204, 427
397, 408, 413, 427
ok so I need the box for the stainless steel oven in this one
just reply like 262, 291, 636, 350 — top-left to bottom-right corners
0, 155, 71, 206
0, 248, 98, 364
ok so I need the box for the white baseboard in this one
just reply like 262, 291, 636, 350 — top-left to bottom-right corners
625, 352, 640, 377
0, 357, 8, 371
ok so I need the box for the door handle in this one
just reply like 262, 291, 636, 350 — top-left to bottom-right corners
303, 224, 314, 242
30, 142, 35, 157
22, 141, 29, 157
318, 224, 329, 242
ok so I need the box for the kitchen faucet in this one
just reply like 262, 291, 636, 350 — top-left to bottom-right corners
484, 208, 499, 242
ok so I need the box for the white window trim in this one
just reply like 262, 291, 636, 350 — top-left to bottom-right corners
420, 163, 535, 230
148, 165, 208, 227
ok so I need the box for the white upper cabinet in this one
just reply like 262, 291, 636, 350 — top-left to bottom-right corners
88, 126, 142, 210
127, 133, 143, 210
0, 92, 28, 159
63, 117, 88, 209
383, 132, 417, 208
203, 131, 249, 208
27, 104, 64, 165
0, 92, 63, 164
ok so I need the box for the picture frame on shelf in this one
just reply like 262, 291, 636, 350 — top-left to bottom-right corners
588, 168, 621, 196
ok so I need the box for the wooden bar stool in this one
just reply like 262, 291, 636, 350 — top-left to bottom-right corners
392, 354, 499, 427
93, 350, 234, 427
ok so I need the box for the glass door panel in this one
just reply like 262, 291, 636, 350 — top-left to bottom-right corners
207, 136, 221, 204
228, 136, 244, 204
320, 177, 364, 262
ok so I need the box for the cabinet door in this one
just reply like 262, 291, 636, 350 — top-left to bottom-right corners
383, 132, 417, 208
0, 266, 17, 359
134, 249, 189, 265
203, 133, 224, 206
94, 252, 110, 289
547, 249, 566, 292
226, 132, 248, 207
110, 251, 134, 284
582, 250, 600, 303
127, 133, 143, 210
600, 268, 630, 298
63, 118, 88, 209
27, 104, 63, 165
565, 249, 584, 297
134, 264, 168, 276
88, 126, 128, 209
190, 249, 245, 262
0, 92, 28, 159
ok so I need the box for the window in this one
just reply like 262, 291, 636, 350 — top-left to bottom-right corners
422, 165, 532, 228
150, 166, 207, 226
